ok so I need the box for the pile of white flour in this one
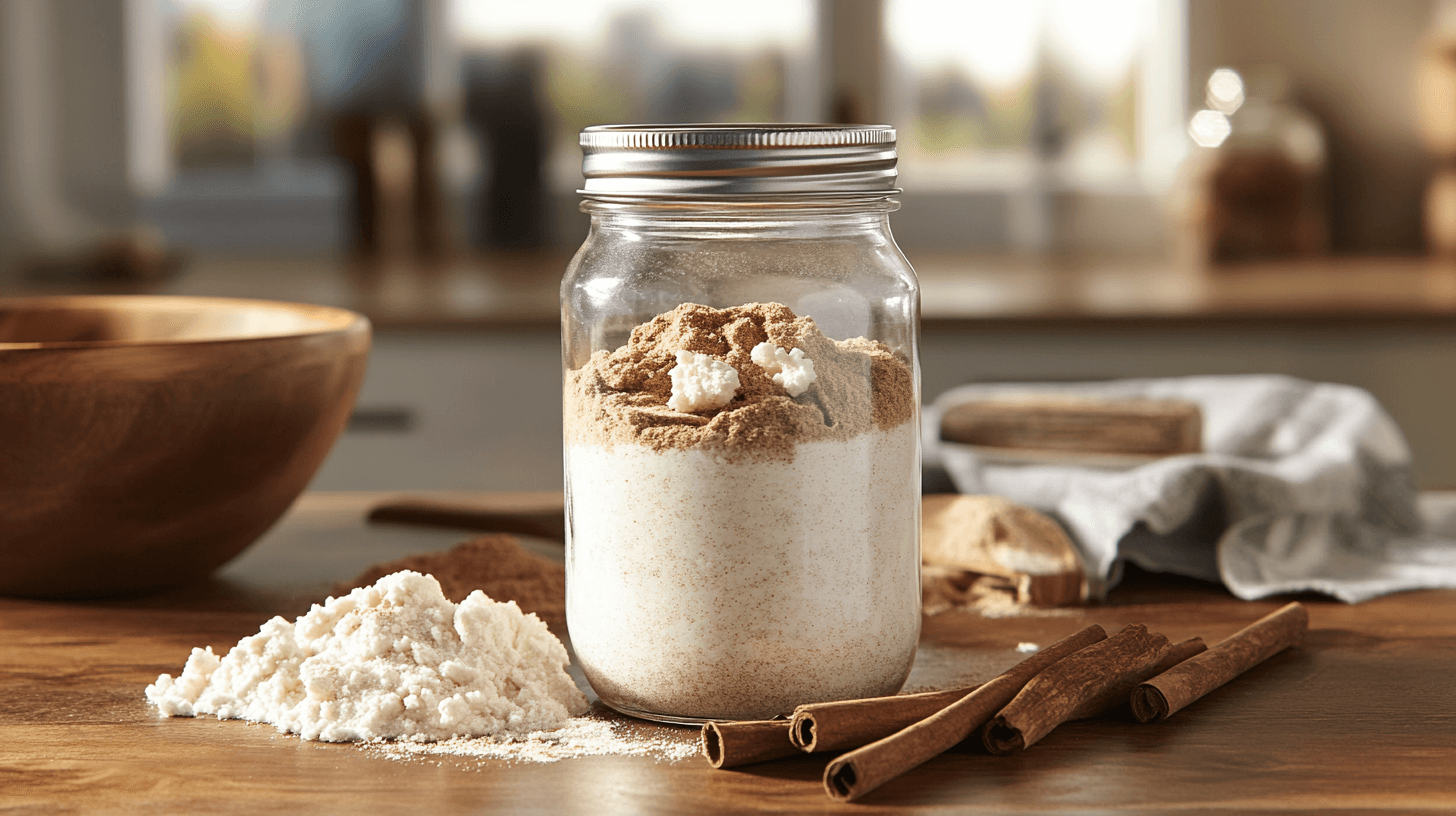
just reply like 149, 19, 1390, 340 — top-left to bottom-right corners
145, 571, 588, 742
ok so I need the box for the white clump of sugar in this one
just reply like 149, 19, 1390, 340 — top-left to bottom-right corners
750, 342, 817, 396
666, 350, 740, 412
144, 571, 588, 742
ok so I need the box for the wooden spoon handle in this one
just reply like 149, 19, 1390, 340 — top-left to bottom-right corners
366, 498, 565, 540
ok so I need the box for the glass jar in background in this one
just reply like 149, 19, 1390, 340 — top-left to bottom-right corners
561, 124, 921, 723
1176, 66, 1329, 266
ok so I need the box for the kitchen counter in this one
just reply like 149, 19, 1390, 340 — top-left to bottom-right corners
4, 491, 1454, 813
15, 252, 1456, 489
9, 252, 1456, 331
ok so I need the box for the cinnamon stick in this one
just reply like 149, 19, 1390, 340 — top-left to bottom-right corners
708, 684, 990, 767
700, 720, 798, 769
823, 624, 1107, 802
789, 685, 980, 754
1068, 636, 1207, 721
981, 624, 1170, 755
1132, 602, 1308, 723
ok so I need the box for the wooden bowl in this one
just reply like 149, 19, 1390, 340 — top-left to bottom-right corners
0, 295, 371, 598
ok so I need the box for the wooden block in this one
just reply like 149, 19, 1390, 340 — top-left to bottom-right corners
940, 397, 1202, 456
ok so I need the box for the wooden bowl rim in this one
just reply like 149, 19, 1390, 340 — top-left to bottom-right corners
0, 295, 370, 350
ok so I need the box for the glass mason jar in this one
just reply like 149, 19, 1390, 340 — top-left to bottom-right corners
561, 124, 921, 723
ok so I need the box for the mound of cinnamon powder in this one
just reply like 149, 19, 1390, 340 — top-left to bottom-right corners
565, 302, 913, 461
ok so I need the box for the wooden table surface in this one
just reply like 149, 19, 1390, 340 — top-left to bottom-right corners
4, 491, 1454, 814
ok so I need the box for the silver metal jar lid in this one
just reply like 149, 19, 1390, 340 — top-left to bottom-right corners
579, 124, 898, 199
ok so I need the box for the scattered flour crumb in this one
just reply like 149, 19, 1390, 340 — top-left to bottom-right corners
750, 342, 817, 396
667, 350, 741, 412
362, 709, 699, 764
145, 571, 588, 742
1015, 642, 1041, 653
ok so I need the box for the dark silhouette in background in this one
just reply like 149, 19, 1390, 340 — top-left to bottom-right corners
331, 112, 442, 258
464, 48, 551, 250
291, 0, 443, 258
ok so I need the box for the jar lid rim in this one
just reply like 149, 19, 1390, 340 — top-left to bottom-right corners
579, 123, 899, 196
580, 124, 896, 150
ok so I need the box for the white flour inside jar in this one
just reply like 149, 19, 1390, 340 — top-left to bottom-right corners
564, 302, 920, 721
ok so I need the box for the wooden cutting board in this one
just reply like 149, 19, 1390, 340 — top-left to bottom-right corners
940, 397, 1202, 456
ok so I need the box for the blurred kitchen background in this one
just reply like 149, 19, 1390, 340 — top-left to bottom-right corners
3, 0, 1456, 490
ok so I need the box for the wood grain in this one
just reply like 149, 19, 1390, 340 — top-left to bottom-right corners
939, 397, 1202, 456
0, 296, 370, 599
2, 492, 1455, 814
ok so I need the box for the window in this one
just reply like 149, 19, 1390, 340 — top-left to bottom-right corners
135, 0, 1187, 255
882, 0, 1187, 252
454, 0, 819, 187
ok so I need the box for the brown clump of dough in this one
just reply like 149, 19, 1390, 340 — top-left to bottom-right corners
565, 302, 914, 461
336, 535, 566, 636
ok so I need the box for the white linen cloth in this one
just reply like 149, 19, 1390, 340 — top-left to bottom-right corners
924, 375, 1456, 602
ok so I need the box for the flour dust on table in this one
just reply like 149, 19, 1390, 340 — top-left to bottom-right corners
363, 707, 699, 764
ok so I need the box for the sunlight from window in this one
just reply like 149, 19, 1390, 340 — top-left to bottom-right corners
453, 0, 810, 50
1044, 0, 1146, 91
887, 0, 1171, 188
171, 0, 264, 31
888, 0, 1040, 93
